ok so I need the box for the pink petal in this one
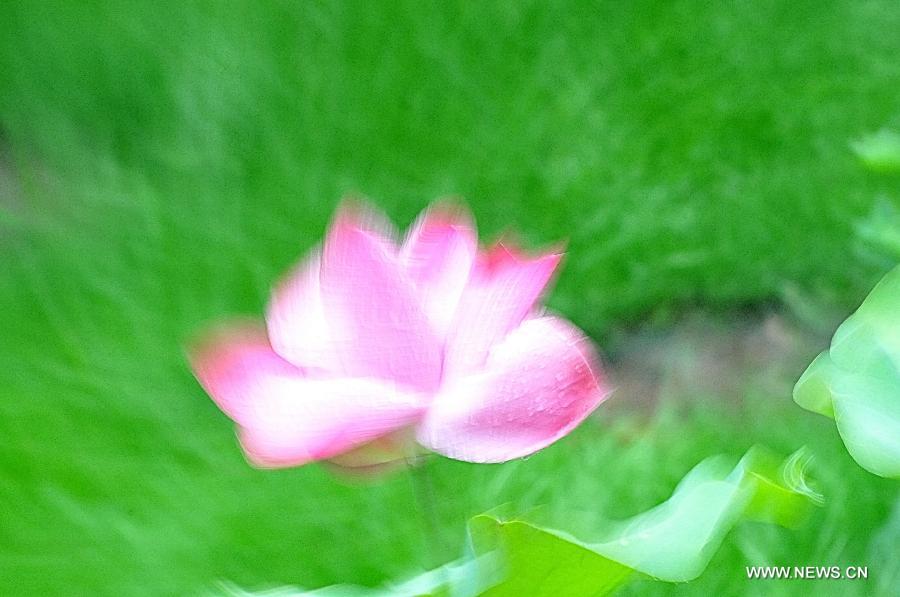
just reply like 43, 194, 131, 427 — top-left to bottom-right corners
401, 204, 477, 339
190, 328, 427, 468
318, 205, 443, 392
266, 251, 343, 373
416, 316, 609, 463
443, 243, 562, 378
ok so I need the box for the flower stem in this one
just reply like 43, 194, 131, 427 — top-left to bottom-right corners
406, 455, 445, 570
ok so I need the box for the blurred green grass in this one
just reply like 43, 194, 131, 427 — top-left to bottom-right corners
1, 1, 898, 595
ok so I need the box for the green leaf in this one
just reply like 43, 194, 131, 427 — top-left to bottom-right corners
467, 447, 820, 596
851, 129, 900, 173
219, 554, 501, 597
794, 264, 900, 478
468, 516, 633, 597
793, 352, 836, 418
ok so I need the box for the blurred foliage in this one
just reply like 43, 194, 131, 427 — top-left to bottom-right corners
1, 1, 899, 595
852, 130, 900, 174
2, 0, 899, 336
854, 198, 900, 267
230, 448, 821, 596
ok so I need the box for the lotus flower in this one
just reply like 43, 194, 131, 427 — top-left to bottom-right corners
190, 202, 609, 467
